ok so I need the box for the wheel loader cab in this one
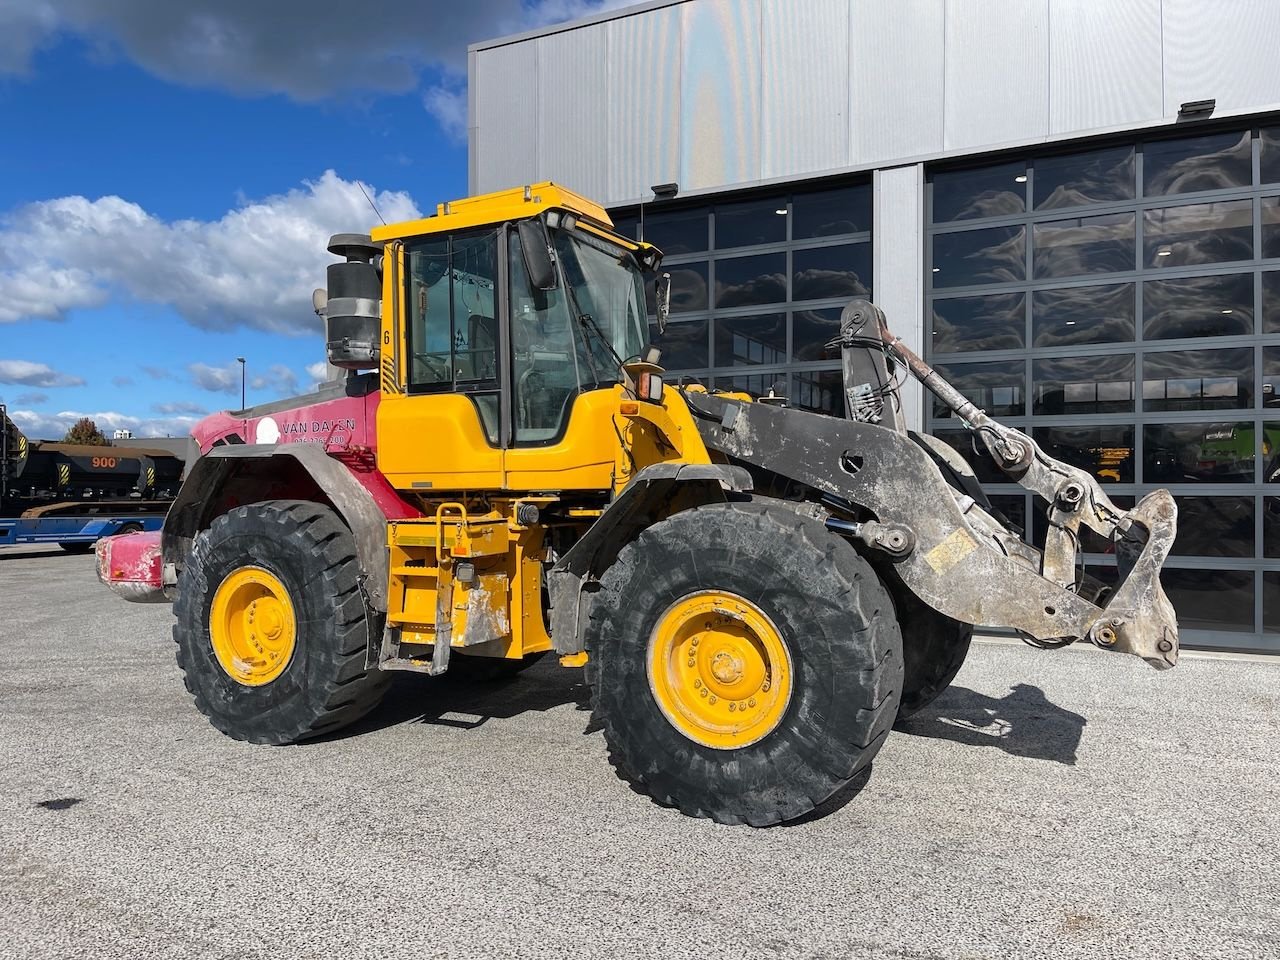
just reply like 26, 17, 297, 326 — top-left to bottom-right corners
373, 185, 658, 493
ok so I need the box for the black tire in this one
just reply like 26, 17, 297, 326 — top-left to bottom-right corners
892, 585, 973, 725
585, 498, 903, 826
116, 522, 144, 536
447, 651, 547, 682
173, 499, 389, 744
58, 541, 95, 553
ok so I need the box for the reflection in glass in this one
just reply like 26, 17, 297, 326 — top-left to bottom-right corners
1264, 571, 1280, 631
646, 261, 708, 314
1160, 568, 1252, 632
1169, 497, 1254, 558
1034, 145, 1135, 210
714, 314, 786, 367
1033, 354, 1134, 415
932, 292, 1024, 353
1266, 501, 1280, 558
1032, 212, 1134, 278
987, 494, 1027, 539
931, 162, 1026, 222
1143, 130, 1252, 196
793, 308, 842, 362
651, 319, 708, 370
1143, 200, 1253, 267
1266, 423, 1280, 481
1142, 348, 1252, 412
643, 209, 708, 254
932, 360, 1023, 418
1033, 425, 1134, 483
792, 243, 871, 302
931, 429, 1017, 484
714, 254, 786, 308
611, 214, 639, 240
1263, 127, 1280, 184
714, 372, 787, 400
792, 183, 871, 238
1143, 273, 1253, 340
1264, 351, 1280, 411
1263, 196, 1280, 259
715, 197, 786, 250
1266, 272, 1280, 334
1032, 283, 1134, 347
1143, 422, 1255, 483
932, 226, 1026, 288
792, 369, 844, 417
1030, 495, 1133, 552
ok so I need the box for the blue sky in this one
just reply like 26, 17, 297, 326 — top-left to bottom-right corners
0, 0, 622, 438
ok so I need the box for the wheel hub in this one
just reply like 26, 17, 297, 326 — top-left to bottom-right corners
647, 590, 793, 750
210, 566, 297, 686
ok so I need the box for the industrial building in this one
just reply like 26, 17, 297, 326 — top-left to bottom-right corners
469, 0, 1280, 651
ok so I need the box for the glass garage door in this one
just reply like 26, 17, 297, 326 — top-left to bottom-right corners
926, 123, 1280, 651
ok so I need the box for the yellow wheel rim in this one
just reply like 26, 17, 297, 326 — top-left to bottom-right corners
209, 566, 297, 686
647, 590, 793, 750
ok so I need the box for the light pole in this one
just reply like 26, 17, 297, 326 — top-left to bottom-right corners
236, 357, 246, 411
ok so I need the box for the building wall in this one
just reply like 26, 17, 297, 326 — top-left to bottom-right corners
471, 0, 1280, 208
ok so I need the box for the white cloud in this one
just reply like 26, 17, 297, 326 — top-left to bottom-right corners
8, 407, 199, 440
423, 84, 467, 144
15, 391, 49, 405
305, 361, 329, 386
249, 363, 298, 395
0, 359, 85, 387
190, 360, 298, 399
0, 171, 419, 332
152, 400, 207, 415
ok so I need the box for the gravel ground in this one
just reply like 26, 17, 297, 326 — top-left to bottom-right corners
1, 543, 1278, 960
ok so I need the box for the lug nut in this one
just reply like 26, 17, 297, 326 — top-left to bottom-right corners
699, 688, 708, 698
693, 679, 702, 689
728, 703, 736, 712
709, 695, 717, 705
748, 698, 756, 707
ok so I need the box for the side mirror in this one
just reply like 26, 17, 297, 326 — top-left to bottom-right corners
654, 272, 672, 334
517, 219, 557, 291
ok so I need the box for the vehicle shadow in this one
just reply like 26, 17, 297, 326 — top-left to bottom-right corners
0, 548, 86, 561
894, 683, 1086, 765
337, 657, 590, 739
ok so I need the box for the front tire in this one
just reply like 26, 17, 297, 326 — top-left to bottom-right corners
173, 499, 389, 744
586, 499, 903, 826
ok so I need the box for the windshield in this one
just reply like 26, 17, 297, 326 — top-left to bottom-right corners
551, 227, 648, 370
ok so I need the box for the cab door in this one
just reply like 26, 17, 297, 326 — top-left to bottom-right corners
377, 229, 507, 491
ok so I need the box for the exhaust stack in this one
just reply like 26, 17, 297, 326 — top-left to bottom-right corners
323, 233, 382, 370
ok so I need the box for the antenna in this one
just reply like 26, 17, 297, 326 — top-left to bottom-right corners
357, 181, 387, 225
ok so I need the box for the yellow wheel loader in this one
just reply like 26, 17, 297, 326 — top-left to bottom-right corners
98, 183, 1179, 826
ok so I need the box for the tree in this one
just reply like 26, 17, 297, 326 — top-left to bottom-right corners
63, 417, 110, 446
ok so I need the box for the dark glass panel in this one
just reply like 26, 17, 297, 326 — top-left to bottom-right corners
1160, 568, 1253, 632
650, 319, 708, 370
1265, 500, 1280, 558
1032, 212, 1134, 278
1033, 354, 1134, 415
642, 208, 708, 255
930, 429, 1016, 484
1142, 348, 1252, 412
1265, 272, 1280, 334
1034, 145, 1136, 210
793, 308, 842, 362
931, 161, 1026, 222
932, 226, 1026, 288
931, 360, 1024, 419
1266, 423, 1280, 480
713, 372, 787, 400
792, 183, 871, 238
1143, 273, 1254, 340
1263, 196, 1280, 259
714, 197, 787, 249
714, 314, 786, 367
986, 494, 1027, 539
1032, 283, 1134, 347
645, 261, 708, 314
1032, 425, 1135, 483
1143, 130, 1252, 196
1264, 572, 1280, 632
792, 243, 871, 302
610, 213, 639, 240
1143, 199, 1253, 268
1169, 496, 1254, 558
1030, 495, 1133, 553
1263, 127, 1280, 185
1143, 422, 1255, 483
1265, 352, 1280, 411
792, 369, 844, 417
714, 253, 786, 308
932, 292, 1025, 353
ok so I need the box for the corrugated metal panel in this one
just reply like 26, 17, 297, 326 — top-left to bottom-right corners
679, 0, 761, 191
607, 5, 682, 204
849, 0, 945, 165
474, 43, 539, 195
759, 0, 848, 180
1049, 0, 1162, 133
872, 164, 926, 430
944, 0, 1050, 151
536, 27, 609, 198
1163, 0, 1280, 117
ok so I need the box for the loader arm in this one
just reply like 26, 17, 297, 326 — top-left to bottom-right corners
686, 307, 1179, 670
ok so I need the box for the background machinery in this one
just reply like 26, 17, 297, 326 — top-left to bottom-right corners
97, 183, 1180, 825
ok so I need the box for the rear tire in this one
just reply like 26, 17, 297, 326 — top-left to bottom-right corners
893, 586, 973, 724
586, 498, 902, 826
58, 542, 94, 553
173, 499, 389, 744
